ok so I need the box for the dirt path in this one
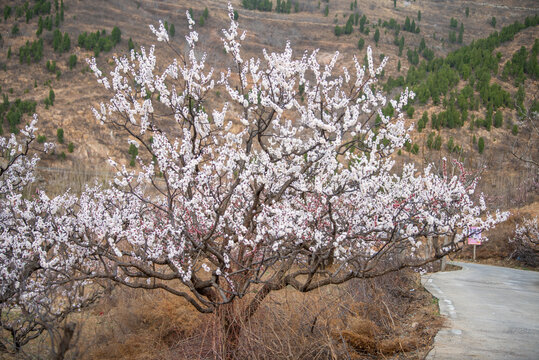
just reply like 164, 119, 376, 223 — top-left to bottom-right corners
422, 262, 539, 359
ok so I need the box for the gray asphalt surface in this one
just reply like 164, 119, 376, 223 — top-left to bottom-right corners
422, 262, 539, 360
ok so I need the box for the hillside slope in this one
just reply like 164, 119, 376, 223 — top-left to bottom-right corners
0, 0, 537, 208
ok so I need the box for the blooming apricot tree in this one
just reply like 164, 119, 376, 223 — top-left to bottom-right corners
84, 3, 508, 337
0, 119, 99, 356
509, 217, 539, 266
81, 6, 508, 352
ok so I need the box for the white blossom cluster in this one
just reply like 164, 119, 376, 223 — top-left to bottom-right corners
511, 217, 539, 247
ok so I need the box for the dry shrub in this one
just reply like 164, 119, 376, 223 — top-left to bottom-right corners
331, 270, 442, 359
340, 329, 377, 353
229, 269, 441, 360
75, 270, 442, 360
81, 287, 203, 360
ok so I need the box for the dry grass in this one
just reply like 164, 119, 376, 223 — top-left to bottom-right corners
65, 270, 443, 360
80, 289, 204, 360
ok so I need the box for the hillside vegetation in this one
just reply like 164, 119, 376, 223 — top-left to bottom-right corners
0, 0, 537, 209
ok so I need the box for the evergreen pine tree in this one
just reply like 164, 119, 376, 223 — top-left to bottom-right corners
357, 38, 364, 50
62, 33, 70, 52
493, 111, 503, 128
56, 127, 64, 144
112, 26, 121, 45
49, 89, 55, 106
374, 28, 380, 45
478, 137, 485, 153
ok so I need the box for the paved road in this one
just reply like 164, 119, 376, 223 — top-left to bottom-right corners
422, 262, 539, 359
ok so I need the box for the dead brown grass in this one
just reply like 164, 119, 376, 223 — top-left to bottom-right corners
70, 270, 442, 360
329, 271, 443, 359
82, 288, 204, 360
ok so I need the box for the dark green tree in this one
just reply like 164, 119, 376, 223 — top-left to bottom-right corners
62, 33, 70, 52
68, 54, 77, 69
357, 37, 364, 50
493, 111, 503, 128
404, 16, 410, 31
419, 38, 426, 52
434, 135, 442, 150
49, 89, 55, 106
52, 29, 62, 51
111, 26, 121, 45
56, 127, 64, 144
374, 28, 380, 45
128, 143, 138, 167
344, 15, 354, 34
359, 15, 367, 32
11, 24, 20, 36
128, 37, 135, 51
418, 111, 428, 132
478, 137, 485, 154
37, 16, 43, 36
4, 5, 12, 20
449, 31, 456, 43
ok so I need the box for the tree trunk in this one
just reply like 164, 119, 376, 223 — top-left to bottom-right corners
54, 322, 76, 360
218, 284, 273, 359
220, 305, 242, 360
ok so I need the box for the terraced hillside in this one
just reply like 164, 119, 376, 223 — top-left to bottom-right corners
0, 0, 537, 209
